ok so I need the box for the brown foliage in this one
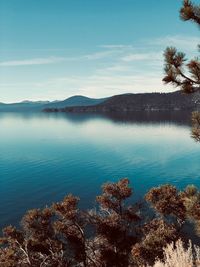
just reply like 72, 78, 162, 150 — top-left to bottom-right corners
192, 111, 200, 141
180, 0, 200, 25
0, 178, 141, 267
163, 46, 200, 94
1, 179, 200, 266
93, 178, 140, 266
145, 184, 186, 222
132, 219, 179, 266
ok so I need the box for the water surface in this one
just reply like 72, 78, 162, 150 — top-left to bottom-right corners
0, 112, 199, 229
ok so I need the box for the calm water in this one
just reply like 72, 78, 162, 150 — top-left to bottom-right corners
0, 112, 200, 229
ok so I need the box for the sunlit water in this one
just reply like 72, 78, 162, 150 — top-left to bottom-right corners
0, 112, 200, 229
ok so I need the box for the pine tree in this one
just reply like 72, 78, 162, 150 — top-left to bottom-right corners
163, 0, 200, 141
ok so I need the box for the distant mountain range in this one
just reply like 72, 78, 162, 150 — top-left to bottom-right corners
0, 101, 50, 112
1, 91, 200, 113
0, 96, 108, 112
44, 90, 200, 113
44, 95, 108, 109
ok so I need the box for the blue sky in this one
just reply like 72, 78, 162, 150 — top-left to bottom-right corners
0, 0, 199, 102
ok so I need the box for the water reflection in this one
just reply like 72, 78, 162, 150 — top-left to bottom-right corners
0, 110, 192, 125
0, 111, 199, 230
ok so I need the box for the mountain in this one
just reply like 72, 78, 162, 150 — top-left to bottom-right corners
0, 101, 49, 112
44, 91, 200, 113
21, 100, 51, 104
2, 91, 200, 113
43, 95, 108, 109
0, 96, 107, 112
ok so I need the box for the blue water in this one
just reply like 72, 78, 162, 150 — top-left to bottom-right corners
0, 112, 200, 229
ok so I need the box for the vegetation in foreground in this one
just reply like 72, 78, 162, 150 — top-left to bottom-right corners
1, 178, 200, 266
152, 239, 200, 267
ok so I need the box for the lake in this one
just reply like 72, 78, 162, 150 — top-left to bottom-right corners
0, 111, 200, 229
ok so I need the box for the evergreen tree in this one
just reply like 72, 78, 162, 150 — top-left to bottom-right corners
163, 0, 200, 141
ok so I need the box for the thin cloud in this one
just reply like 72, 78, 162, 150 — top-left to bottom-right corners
0, 50, 120, 67
0, 56, 68, 66
100, 45, 133, 49
152, 35, 199, 51
83, 49, 122, 60
97, 64, 132, 73
121, 52, 162, 62
28, 69, 173, 99
2, 34, 195, 101
0, 69, 173, 102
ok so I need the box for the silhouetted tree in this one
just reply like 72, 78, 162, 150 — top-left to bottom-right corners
93, 178, 140, 266
163, 0, 200, 141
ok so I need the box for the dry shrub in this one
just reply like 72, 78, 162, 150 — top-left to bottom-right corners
152, 239, 200, 267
